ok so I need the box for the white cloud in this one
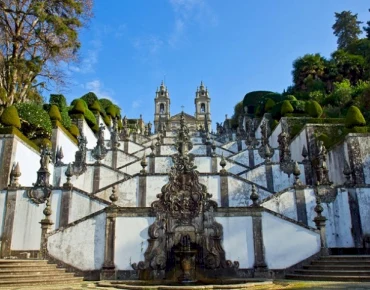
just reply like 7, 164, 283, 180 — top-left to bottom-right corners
84, 80, 116, 102
132, 100, 142, 109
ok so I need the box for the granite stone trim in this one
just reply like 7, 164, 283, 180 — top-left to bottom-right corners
124, 141, 129, 153
149, 156, 155, 174
237, 140, 242, 152
347, 137, 365, 185
348, 188, 363, 247
138, 176, 147, 207
1, 190, 17, 258
220, 175, 229, 207
295, 188, 308, 225
101, 208, 117, 280
112, 150, 118, 170
92, 165, 100, 193
211, 156, 218, 173
248, 149, 255, 168
252, 212, 267, 273
0, 137, 15, 190
59, 189, 71, 227
265, 164, 274, 192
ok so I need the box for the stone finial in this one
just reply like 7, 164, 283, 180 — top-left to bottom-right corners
211, 139, 216, 156
313, 196, 326, 229
150, 140, 155, 157
156, 134, 161, 146
92, 124, 108, 163
343, 160, 353, 186
293, 162, 303, 187
140, 152, 148, 174
314, 140, 331, 186
109, 185, 118, 206
55, 146, 64, 166
43, 198, 52, 219
219, 153, 227, 174
302, 145, 308, 160
250, 184, 259, 206
9, 162, 21, 188
63, 163, 73, 189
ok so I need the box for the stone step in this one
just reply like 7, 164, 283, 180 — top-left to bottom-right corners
0, 269, 66, 275
286, 274, 370, 282
312, 260, 370, 265
295, 269, 370, 276
0, 259, 48, 263
322, 255, 370, 259
0, 273, 77, 280
0, 277, 83, 287
304, 264, 370, 270
0, 264, 57, 269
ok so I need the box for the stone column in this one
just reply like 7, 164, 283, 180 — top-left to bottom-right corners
39, 199, 53, 259
347, 137, 365, 185
219, 172, 229, 207
313, 195, 329, 256
0, 137, 16, 189
248, 149, 255, 168
149, 155, 155, 174
111, 150, 118, 170
1, 189, 17, 258
251, 208, 268, 277
347, 187, 363, 248
265, 164, 274, 192
138, 175, 147, 207
101, 206, 118, 280
92, 165, 100, 193
211, 156, 218, 173
294, 188, 308, 225
123, 141, 129, 153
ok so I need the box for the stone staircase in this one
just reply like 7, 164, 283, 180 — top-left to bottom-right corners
286, 255, 370, 281
0, 259, 83, 287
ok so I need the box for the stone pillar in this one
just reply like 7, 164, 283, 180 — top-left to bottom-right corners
347, 187, 363, 247
111, 150, 118, 170
138, 175, 147, 207
149, 155, 155, 174
156, 144, 161, 156
39, 199, 53, 259
220, 174, 229, 207
347, 137, 365, 185
248, 149, 255, 168
59, 189, 72, 227
1, 189, 17, 258
251, 208, 268, 277
211, 156, 218, 173
123, 141, 129, 153
0, 137, 16, 190
237, 139, 242, 152
92, 165, 100, 193
294, 188, 308, 225
101, 207, 118, 280
265, 164, 274, 192
313, 196, 329, 256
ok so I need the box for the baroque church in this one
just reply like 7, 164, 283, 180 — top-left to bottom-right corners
154, 81, 211, 133
0, 81, 369, 287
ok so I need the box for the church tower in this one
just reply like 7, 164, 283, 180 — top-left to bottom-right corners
194, 81, 211, 130
154, 81, 170, 133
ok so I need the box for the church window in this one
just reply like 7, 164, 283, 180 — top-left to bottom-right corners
160, 104, 165, 114
200, 103, 206, 113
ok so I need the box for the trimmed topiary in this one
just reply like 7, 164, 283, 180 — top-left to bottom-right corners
307, 101, 323, 118
33, 138, 52, 148
49, 94, 67, 110
49, 105, 62, 121
81, 92, 98, 107
345, 106, 366, 128
0, 106, 21, 129
84, 109, 97, 127
15, 103, 52, 139
264, 99, 276, 112
69, 124, 80, 138
117, 118, 123, 129
317, 134, 331, 148
106, 105, 118, 118
285, 95, 297, 101
281, 100, 294, 116
99, 98, 113, 110
91, 123, 99, 133
103, 115, 111, 127
90, 100, 102, 114
71, 99, 86, 115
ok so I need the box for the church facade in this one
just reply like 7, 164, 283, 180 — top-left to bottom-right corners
153, 81, 212, 133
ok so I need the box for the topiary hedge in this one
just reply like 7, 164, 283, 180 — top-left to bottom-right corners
49, 105, 62, 121
281, 100, 294, 116
69, 124, 80, 138
306, 101, 323, 118
99, 98, 113, 111
103, 115, 111, 127
0, 106, 21, 129
345, 106, 366, 128
49, 94, 71, 129
90, 100, 102, 114
15, 103, 52, 139
71, 99, 86, 114
264, 99, 276, 112
81, 92, 98, 107
84, 108, 97, 127
106, 104, 120, 118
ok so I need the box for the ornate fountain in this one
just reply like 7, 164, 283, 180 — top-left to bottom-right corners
132, 112, 239, 283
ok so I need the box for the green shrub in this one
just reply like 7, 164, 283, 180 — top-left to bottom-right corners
317, 134, 330, 148
307, 101, 323, 118
99, 98, 113, 110
69, 124, 80, 138
281, 100, 294, 116
345, 106, 366, 128
285, 95, 297, 101
117, 118, 123, 129
91, 123, 99, 133
271, 119, 279, 130
291, 100, 306, 113
0, 87, 7, 102
81, 92, 98, 107
33, 138, 52, 148
90, 100, 102, 114
0, 106, 21, 129
49, 105, 62, 121
49, 94, 67, 109
15, 103, 52, 139
264, 99, 276, 112
84, 108, 97, 127
270, 102, 283, 119
103, 115, 111, 127
106, 104, 119, 118
71, 99, 86, 114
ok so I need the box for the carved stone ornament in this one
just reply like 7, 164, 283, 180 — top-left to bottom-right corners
132, 112, 239, 279
8, 162, 21, 188
55, 146, 64, 166
277, 129, 295, 176
72, 133, 87, 176
109, 117, 120, 150
258, 120, 274, 162
92, 124, 108, 163
313, 140, 332, 186
27, 146, 53, 204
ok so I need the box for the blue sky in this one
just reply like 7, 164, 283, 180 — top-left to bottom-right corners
58, 0, 370, 128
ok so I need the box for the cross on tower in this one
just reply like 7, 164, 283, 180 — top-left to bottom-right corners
181, 105, 184, 112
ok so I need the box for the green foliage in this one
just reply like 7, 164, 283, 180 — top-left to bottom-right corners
69, 124, 80, 138
99, 98, 113, 110
328, 79, 353, 106
307, 101, 323, 118
84, 108, 97, 127
292, 53, 326, 90
71, 99, 86, 114
271, 119, 279, 131
49, 94, 71, 129
49, 105, 62, 121
0, 106, 21, 129
91, 123, 99, 133
290, 100, 306, 113
331, 50, 366, 84
0, 87, 7, 102
364, 9, 370, 39
90, 100, 102, 114
103, 115, 111, 127
33, 138, 52, 149
264, 99, 276, 112
106, 105, 119, 118
281, 100, 294, 116
345, 105, 366, 128
284, 95, 297, 101
243, 91, 274, 115
317, 134, 331, 148
117, 118, 123, 129
15, 103, 52, 139
332, 11, 362, 49
309, 90, 325, 103
81, 92, 98, 107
